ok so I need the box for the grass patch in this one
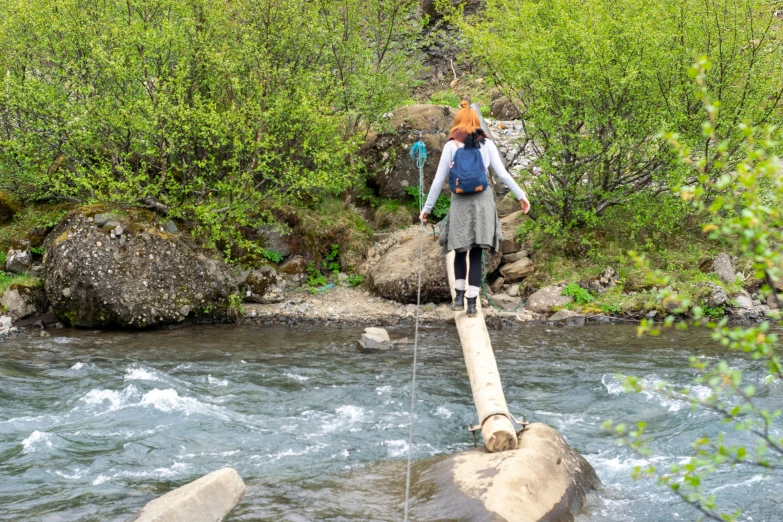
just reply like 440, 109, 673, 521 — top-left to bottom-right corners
291, 196, 374, 272
428, 89, 461, 107
0, 204, 71, 252
0, 272, 41, 296
374, 199, 412, 230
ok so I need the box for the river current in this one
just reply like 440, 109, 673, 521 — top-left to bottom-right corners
1, 324, 781, 521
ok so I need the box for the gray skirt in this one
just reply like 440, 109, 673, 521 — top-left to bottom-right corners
438, 188, 503, 257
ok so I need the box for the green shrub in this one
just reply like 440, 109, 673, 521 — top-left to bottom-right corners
455, 0, 783, 230
347, 274, 364, 287
562, 283, 595, 305
0, 0, 421, 259
406, 186, 450, 219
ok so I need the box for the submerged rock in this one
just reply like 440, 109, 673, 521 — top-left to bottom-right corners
413, 423, 600, 522
44, 211, 236, 328
128, 467, 245, 522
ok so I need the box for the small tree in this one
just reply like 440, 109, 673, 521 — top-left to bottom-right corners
454, 0, 783, 230
606, 58, 782, 521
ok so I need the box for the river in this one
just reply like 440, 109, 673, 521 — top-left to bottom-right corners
0, 324, 781, 521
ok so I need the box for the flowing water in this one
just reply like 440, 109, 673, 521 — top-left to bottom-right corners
1, 324, 781, 521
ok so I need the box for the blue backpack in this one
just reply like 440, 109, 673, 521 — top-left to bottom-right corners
449, 147, 488, 194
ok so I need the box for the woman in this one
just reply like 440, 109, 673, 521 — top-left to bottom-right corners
419, 101, 530, 316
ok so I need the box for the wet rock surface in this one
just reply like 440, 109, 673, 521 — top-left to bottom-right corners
43, 211, 236, 328
412, 423, 600, 522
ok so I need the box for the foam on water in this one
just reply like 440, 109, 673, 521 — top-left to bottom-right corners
382, 439, 409, 458
601, 374, 715, 412
434, 406, 453, 419
22, 430, 53, 453
70, 362, 87, 371
124, 365, 167, 382
206, 375, 229, 387
79, 385, 141, 413
284, 372, 309, 382
137, 389, 231, 420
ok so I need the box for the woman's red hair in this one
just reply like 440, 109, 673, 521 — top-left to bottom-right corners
450, 100, 482, 135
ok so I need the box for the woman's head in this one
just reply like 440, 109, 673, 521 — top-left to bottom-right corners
450, 100, 481, 135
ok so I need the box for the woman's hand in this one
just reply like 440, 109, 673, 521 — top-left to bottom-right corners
519, 194, 531, 214
419, 211, 428, 223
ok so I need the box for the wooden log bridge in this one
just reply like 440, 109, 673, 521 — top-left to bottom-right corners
446, 250, 518, 453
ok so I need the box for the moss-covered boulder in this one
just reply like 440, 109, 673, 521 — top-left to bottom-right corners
363, 104, 458, 199
43, 210, 236, 328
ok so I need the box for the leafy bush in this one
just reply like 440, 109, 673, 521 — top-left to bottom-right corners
406, 186, 450, 219
562, 283, 595, 305
347, 274, 364, 287
429, 90, 461, 107
0, 0, 421, 259
455, 0, 783, 230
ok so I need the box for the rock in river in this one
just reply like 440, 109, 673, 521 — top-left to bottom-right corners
43, 210, 236, 328
413, 423, 600, 522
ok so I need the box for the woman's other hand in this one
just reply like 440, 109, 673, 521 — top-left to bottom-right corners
519, 195, 531, 214
419, 211, 428, 223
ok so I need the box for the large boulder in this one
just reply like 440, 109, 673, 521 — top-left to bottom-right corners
526, 284, 573, 314
0, 282, 46, 320
368, 232, 450, 303
6, 240, 32, 274
128, 467, 245, 522
43, 210, 236, 328
363, 105, 458, 199
413, 423, 600, 522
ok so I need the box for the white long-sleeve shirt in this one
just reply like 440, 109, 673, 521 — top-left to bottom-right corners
422, 139, 526, 214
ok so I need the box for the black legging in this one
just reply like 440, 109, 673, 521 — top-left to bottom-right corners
453, 248, 483, 288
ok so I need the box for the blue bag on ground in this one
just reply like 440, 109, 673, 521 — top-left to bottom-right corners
448, 147, 488, 194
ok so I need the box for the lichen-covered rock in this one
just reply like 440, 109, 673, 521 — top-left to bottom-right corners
713, 253, 737, 284
43, 211, 236, 328
526, 284, 573, 314
6, 240, 32, 274
368, 233, 450, 303
0, 282, 45, 320
363, 105, 458, 199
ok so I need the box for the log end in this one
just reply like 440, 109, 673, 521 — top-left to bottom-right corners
482, 414, 518, 453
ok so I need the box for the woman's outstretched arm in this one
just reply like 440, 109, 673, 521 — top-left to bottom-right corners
487, 141, 531, 214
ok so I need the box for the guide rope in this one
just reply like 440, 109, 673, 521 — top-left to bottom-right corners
403, 133, 427, 522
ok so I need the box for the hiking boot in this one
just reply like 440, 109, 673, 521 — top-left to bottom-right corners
452, 290, 465, 311
466, 297, 478, 317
